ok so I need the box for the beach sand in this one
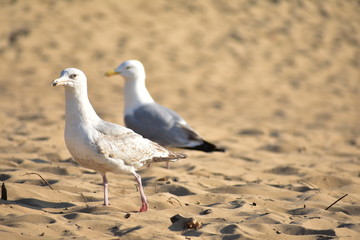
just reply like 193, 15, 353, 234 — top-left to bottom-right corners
0, 0, 359, 239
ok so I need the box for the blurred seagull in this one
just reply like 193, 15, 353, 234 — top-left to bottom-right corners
106, 60, 225, 154
51, 68, 186, 212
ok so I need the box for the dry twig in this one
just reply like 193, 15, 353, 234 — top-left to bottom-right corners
80, 193, 89, 208
325, 194, 348, 210
24, 172, 54, 190
167, 197, 182, 206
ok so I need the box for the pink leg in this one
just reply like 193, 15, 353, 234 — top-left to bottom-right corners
132, 171, 148, 212
102, 174, 110, 206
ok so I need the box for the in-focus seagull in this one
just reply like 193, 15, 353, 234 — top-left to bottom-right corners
51, 68, 186, 212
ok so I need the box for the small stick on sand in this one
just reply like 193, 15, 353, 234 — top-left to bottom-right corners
167, 197, 182, 206
24, 172, 54, 190
80, 193, 89, 208
1, 183, 7, 200
325, 193, 348, 210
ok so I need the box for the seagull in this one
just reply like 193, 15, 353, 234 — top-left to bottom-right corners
105, 60, 225, 153
51, 68, 187, 212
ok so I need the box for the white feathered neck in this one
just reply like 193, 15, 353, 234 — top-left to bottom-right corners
123, 71, 155, 115
64, 83, 100, 126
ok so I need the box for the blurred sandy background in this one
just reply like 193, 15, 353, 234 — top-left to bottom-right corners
0, 0, 360, 239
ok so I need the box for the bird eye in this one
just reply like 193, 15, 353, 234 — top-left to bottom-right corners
69, 74, 77, 79
125, 66, 131, 70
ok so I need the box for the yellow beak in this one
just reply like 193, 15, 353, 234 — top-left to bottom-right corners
105, 70, 119, 77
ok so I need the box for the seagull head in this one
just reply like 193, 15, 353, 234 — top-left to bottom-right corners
51, 68, 87, 88
105, 60, 145, 81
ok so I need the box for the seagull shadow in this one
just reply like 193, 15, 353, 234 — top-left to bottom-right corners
140, 176, 154, 186
0, 198, 75, 210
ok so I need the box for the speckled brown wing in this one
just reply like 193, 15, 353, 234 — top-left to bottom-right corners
94, 120, 184, 167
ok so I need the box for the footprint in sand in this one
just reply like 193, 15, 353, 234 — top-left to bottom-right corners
220, 224, 240, 234
38, 166, 69, 176
305, 175, 352, 189
157, 184, 195, 196
276, 224, 336, 237
0, 174, 11, 181
265, 166, 300, 176
0, 214, 56, 228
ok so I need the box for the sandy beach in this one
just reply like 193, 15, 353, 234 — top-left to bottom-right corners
0, 0, 360, 239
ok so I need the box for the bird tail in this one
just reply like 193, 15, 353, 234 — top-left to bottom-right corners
184, 140, 226, 153
151, 152, 187, 163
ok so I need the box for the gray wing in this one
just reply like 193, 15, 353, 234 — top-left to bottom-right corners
94, 120, 170, 167
125, 103, 203, 148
